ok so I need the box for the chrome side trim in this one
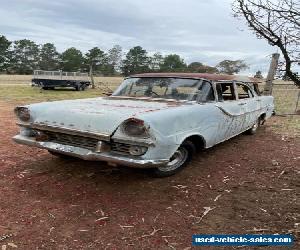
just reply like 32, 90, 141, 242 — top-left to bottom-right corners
215, 105, 265, 117
112, 136, 155, 146
12, 135, 168, 168
16, 122, 110, 141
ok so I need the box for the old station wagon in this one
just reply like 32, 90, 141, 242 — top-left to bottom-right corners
13, 73, 274, 177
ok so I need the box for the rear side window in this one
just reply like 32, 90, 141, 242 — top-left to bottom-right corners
253, 83, 261, 96
216, 82, 236, 101
236, 83, 254, 99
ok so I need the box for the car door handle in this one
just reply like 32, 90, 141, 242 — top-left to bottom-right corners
256, 99, 262, 102
238, 103, 246, 106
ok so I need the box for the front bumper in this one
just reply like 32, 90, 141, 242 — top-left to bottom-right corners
13, 135, 168, 168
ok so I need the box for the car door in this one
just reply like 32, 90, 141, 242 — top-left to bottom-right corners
235, 82, 260, 130
214, 81, 245, 142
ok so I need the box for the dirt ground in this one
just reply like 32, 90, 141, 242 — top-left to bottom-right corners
0, 100, 299, 250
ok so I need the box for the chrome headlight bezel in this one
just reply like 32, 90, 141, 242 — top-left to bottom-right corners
121, 118, 150, 138
14, 107, 31, 122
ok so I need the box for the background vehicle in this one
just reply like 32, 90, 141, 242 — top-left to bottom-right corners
32, 70, 90, 91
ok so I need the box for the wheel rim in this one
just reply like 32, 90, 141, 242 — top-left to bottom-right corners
158, 147, 189, 172
252, 120, 259, 131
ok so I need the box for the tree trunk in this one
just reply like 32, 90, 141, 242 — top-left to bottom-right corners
263, 53, 280, 95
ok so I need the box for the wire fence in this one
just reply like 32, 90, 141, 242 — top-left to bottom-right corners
272, 83, 300, 115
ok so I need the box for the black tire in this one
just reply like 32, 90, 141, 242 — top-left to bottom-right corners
246, 118, 260, 135
81, 84, 86, 91
151, 140, 195, 177
76, 85, 84, 91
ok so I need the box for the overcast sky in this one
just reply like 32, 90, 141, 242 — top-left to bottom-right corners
0, 0, 277, 75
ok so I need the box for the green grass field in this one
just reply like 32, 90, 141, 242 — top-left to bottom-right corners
0, 75, 123, 103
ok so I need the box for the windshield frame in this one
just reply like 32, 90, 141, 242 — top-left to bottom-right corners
112, 77, 216, 102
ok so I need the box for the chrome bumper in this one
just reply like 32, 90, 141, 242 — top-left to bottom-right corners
13, 135, 168, 168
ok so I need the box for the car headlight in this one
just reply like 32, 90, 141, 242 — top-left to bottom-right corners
20, 127, 36, 137
14, 107, 31, 122
121, 118, 150, 138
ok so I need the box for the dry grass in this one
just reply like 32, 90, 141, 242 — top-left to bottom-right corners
0, 86, 105, 104
0, 74, 32, 84
272, 81, 299, 114
269, 115, 300, 136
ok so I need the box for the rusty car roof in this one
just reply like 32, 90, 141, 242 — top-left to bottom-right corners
130, 73, 260, 83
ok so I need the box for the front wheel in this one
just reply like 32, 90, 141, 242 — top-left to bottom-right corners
151, 141, 195, 177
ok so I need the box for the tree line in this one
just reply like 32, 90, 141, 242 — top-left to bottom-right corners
0, 34, 249, 76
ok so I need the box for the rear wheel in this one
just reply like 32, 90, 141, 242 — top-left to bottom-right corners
75, 85, 85, 91
246, 118, 260, 135
81, 84, 86, 91
152, 141, 195, 177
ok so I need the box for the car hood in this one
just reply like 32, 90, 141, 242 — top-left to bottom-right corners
26, 97, 184, 136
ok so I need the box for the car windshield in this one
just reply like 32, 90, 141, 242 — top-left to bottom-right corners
112, 77, 214, 101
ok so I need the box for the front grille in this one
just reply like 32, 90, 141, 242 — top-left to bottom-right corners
39, 130, 132, 155
44, 130, 99, 150
111, 142, 131, 155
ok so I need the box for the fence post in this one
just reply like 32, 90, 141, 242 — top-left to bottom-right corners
263, 53, 280, 95
295, 90, 300, 113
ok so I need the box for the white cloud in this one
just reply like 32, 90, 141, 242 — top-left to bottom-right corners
0, 0, 275, 74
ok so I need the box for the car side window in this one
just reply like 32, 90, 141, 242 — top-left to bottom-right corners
216, 82, 236, 101
197, 81, 215, 102
236, 83, 253, 99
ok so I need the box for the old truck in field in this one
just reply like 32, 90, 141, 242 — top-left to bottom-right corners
32, 70, 91, 91
13, 73, 274, 177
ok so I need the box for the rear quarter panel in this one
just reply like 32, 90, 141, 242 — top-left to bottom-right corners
260, 95, 274, 118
